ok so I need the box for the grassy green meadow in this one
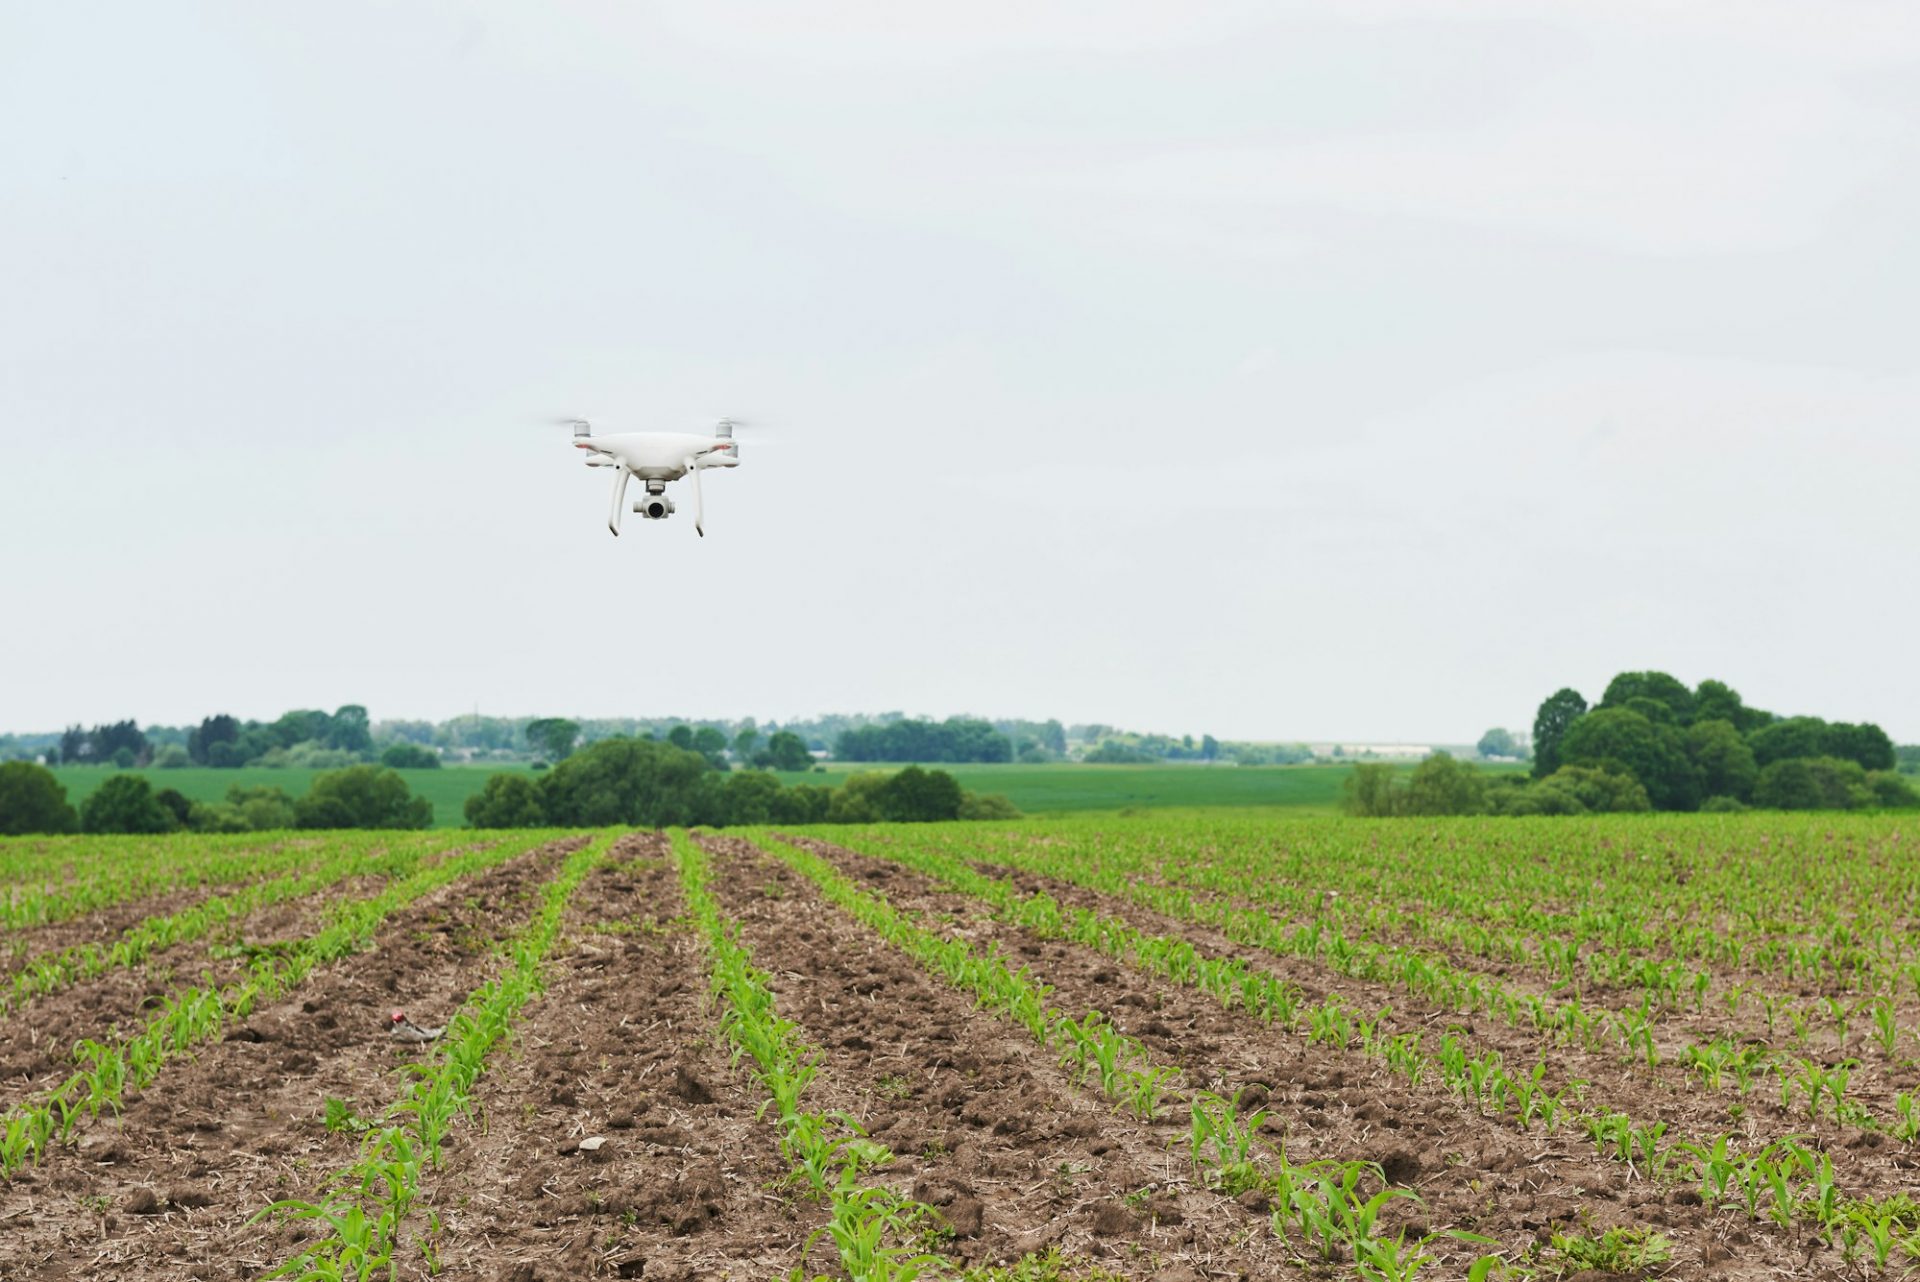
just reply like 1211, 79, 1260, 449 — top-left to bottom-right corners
44, 760, 1485, 827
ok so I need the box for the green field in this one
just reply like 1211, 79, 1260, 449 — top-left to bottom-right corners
46, 760, 1463, 827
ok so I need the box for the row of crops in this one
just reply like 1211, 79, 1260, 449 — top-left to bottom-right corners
3, 814, 1919, 1278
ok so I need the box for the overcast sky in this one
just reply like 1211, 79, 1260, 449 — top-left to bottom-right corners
4, 2, 1917, 743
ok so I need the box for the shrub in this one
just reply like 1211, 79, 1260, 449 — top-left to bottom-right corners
465, 773, 546, 828
538, 737, 713, 827
379, 743, 442, 770
296, 765, 432, 830
0, 761, 79, 835
958, 791, 1022, 820
81, 775, 179, 834
229, 785, 298, 830
1699, 795, 1751, 813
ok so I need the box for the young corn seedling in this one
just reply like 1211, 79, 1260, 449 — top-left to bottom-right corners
1188, 1090, 1271, 1194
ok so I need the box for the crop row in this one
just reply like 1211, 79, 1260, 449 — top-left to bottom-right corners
895, 825, 1920, 1128
0, 830, 330, 931
747, 833, 1465, 1279
0, 831, 562, 1177
261, 830, 621, 1280
4, 830, 455, 1013
672, 832, 952, 1282
803, 830, 1920, 1268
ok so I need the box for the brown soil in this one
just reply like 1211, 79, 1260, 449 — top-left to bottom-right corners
777, 833, 1875, 1282
397, 831, 810, 1282
702, 833, 1295, 1277
0, 836, 580, 1282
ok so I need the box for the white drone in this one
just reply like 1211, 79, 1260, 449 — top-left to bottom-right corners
561, 417, 742, 537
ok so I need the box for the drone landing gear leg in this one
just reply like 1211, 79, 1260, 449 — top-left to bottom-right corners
607, 467, 630, 536
690, 459, 705, 537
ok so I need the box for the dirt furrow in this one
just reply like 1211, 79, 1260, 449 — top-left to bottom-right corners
0, 836, 581, 1282
704, 834, 1300, 1277
404, 832, 805, 1282
784, 834, 1831, 1282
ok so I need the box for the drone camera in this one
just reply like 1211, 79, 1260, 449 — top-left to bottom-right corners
635, 496, 675, 520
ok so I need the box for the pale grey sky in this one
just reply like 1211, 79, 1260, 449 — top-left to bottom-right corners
4, 2, 1917, 742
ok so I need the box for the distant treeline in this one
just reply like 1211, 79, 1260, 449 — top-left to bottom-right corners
0, 736, 1022, 836
1347, 671, 1917, 817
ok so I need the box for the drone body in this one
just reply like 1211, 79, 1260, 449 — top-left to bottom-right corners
565, 418, 740, 537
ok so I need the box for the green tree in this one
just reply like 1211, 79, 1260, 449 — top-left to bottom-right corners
1685, 719, 1759, 803
228, 785, 298, 830
1754, 758, 1828, 810
1342, 763, 1403, 817
1867, 771, 1920, 808
958, 791, 1022, 820
1498, 766, 1652, 815
1531, 688, 1588, 779
1821, 722, 1896, 772
0, 761, 79, 835
1599, 671, 1695, 723
1747, 717, 1829, 766
755, 731, 814, 772
1692, 679, 1771, 734
81, 775, 179, 834
769, 784, 833, 823
328, 705, 373, 754
732, 724, 761, 761
465, 773, 547, 828
873, 766, 965, 822
296, 765, 432, 829
666, 724, 696, 751
720, 769, 783, 824
1559, 706, 1701, 811
1403, 752, 1486, 816
153, 787, 193, 827
691, 726, 730, 770
187, 714, 240, 764
379, 743, 442, 769
1476, 728, 1521, 759
524, 718, 581, 762
539, 737, 713, 827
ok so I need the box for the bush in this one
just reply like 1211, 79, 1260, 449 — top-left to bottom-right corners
229, 785, 298, 830
539, 737, 714, 827
1700, 795, 1750, 813
296, 765, 432, 829
720, 770, 783, 824
0, 761, 79, 835
187, 802, 252, 833
81, 775, 179, 834
1754, 756, 1873, 810
152, 745, 193, 769
1867, 771, 1920, 809
769, 784, 833, 824
874, 766, 963, 822
958, 791, 1022, 820
154, 787, 194, 826
379, 743, 442, 770
465, 773, 547, 828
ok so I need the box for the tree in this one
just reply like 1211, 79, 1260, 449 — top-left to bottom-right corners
465, 773, 547, 828
1685, 719, 1759, 803
1559, 706, 1701, 810
1500, 766, 1652, 815
524, 718, 581, 763
1200, 734, 1220, 762
720, 769, 783, 824
1821, 722, 1896, 772
328, 705, 373, 754
538, 737, 714, 827
1476, 728, 1521, 760
769, 784, 833, 823
666, 724, 696, 751
379, 743, 442, 769
1747, 717, 1829, 767
153, 787, 193, 827
1342, 764, 1402, 817
1403, 752, 1486, 816
732, 724, 761, 761
1531, 689, 1588, 779
81, 775, 179, 834
296, 766, 432, 829
0, 761, 79, 835
1754, 758, 1826, 810
228, 785, 298, 830
691, 726, 730, 770
1693, 680, 1771, 734
1599, 671, 1695, 723
187, 714, 241, 764
754, 731, 814, 772
874, 766, 964, 822
1867, 771, 1920, 809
